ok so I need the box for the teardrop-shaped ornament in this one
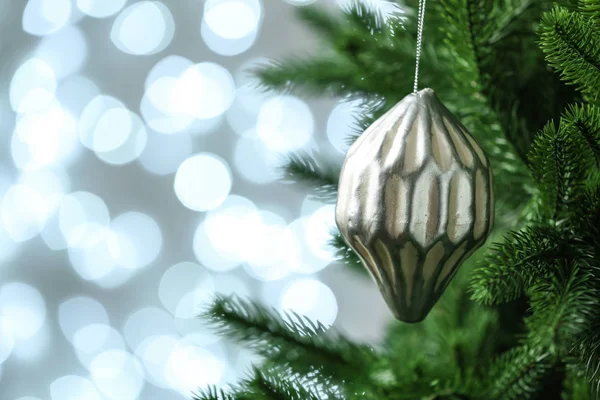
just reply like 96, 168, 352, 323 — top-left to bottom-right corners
335, 88, 494, 323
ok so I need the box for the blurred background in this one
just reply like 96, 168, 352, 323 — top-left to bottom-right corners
0, 0, 400, 399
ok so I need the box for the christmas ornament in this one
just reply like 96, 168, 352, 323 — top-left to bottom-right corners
334, 0, 494, 323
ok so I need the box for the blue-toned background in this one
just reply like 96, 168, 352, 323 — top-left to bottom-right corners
0, 1, 399, 398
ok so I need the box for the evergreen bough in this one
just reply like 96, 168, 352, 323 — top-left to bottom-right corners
197, 1, 600, 398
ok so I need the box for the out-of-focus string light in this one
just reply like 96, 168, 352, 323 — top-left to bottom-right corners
68, 235, 119, 281
256, 95, 314, 152
174, 153, 232, 212
56, 75, 100, 117
23, 0, 72, 36
164, 343, 226, 395
58, 297, 110, 343
1, 184, 47, 242
59, 191, 110, 249
233, 135, 279, 184
35, 26, 88, 80
138, 130, 192, 176
11, 102, 80, 170
111, 1, 175, 55
77, 0, 127, 18
135, 334, 178, 389
200, 195, 259, 265
159, 262, 215, 317
12, 324, 50, 362
201, 0, 262, 56
244, 211, 297, 281
72, 323, 126, 369
50, 375, 102, 400
0, 282, 46, 341
123, 307, 177, 351
89, 349, 146, 400
79, 95, 148, 165
109, 212, 162, 269
0, 318, 14, 366
10, 58, 56, 114
171, 63, 236, 120
279, 279, 338, 328
327, 99, 362, 154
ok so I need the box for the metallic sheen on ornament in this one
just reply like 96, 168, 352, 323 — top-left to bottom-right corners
335, 88, 494, 323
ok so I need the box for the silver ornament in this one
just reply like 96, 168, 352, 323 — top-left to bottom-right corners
335, 88, 494, 323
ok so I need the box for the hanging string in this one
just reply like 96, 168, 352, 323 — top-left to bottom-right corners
413, 0, 427, 93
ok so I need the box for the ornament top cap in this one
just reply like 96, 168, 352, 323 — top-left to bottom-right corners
412, 87, 437, 105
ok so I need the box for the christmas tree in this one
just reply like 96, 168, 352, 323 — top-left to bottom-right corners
197, 0, 600, 399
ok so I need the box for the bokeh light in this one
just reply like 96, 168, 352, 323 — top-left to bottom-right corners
164, 343, 226, 395
327, 99, 362, 153
233, 134, 279, 184
59, 191, 110, 248
90, 350, 145, 400
135, 334, 177, 389
23, 0, 72, 36
59, 297, 110, 343
142, 58, 234, 134
1, 1, 387, 398
72, 324, 126, 368
10, 58, 56, 114
50, 375, 102, 400
279, 278, 338, 327
0, 283, 46, 340
256, 95, 314, 152
12, 324, 50, 362
138, 130, 192, 176
198, 195, 258, 267
68, 236, 118, 281
201, 0, 262, 56
123, 307, 176, 351
111, 1, 175, 55
0, 318, 15, 365
244, 211, 298, 281
1, 184, 47, 242
170, 63, 236, 120
109, 212, 163, 269
77, 0, 127, 18
56, 75, 100, 117
159, 262, 215, 317
35, 26, 88, 80
79, 95, 148, 165
174, 153, 232, 212
11, 102, 80, 170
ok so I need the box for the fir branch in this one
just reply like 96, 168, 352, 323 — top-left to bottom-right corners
469, 227, 564, 305
525, 262, 598, 355
241, 367, 324, 400
538, 6, 600, 101
195, 368, 333, 400
562, 103, 600, 170
578, 0, 600, 26
279, 152, 340, 202
528, 119, 590, 221
487, 345, 555, 400
577, 318, 600, 389
202, 295, 378, 384
193, 386, 236, 400
252, 57, 367, 98
329, 230, 366, 275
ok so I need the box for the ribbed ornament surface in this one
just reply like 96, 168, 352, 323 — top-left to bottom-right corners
335, 88, 494, 323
